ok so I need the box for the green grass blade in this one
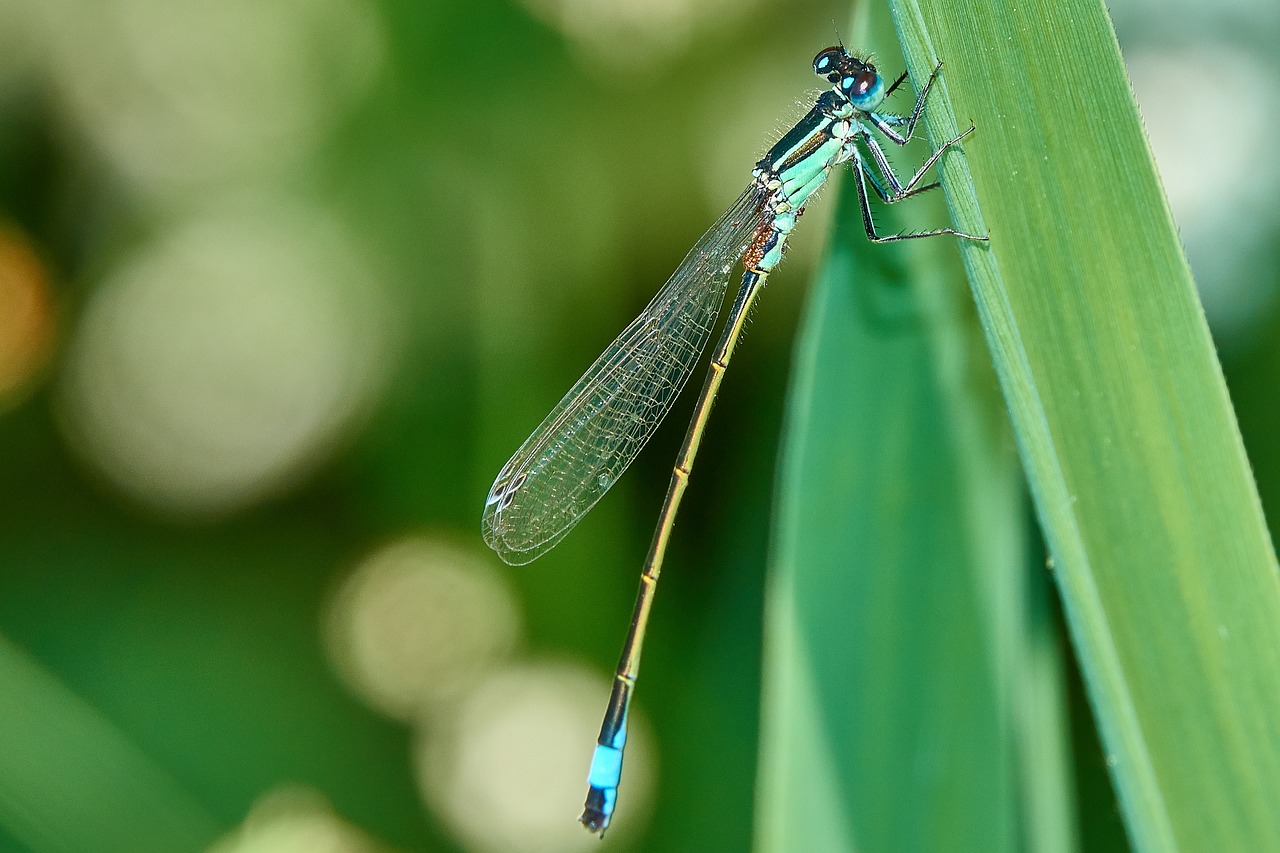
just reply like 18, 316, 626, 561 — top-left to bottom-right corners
0, 636, 221, 853
884, 0, 1280, 849
756, 176, 1016, 851
751, 0, 1075, 821
758, 7, 1085, 849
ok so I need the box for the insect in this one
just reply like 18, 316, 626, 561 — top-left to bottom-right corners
482, 44, 986, 835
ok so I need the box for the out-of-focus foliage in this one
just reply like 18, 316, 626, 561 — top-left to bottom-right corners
0, 0, 1277, 850
0, 0, 837, 850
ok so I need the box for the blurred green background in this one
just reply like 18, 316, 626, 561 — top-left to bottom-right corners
0, 0, 1277, 851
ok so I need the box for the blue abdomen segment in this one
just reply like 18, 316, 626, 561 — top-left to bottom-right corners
581, 707, 629, 834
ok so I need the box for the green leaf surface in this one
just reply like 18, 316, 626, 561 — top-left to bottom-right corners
756, 174, 1023, 852
755, 6, 1078, 844
760, 0, 1280, 849
880, 0, 1280, 850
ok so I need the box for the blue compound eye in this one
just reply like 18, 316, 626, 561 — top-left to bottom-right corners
849, 71, 878, 98
845, 69, 884, 108
812, 46, 845, 81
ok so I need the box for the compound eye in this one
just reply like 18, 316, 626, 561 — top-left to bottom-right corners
812, 47, 845, 80
847, 70, 879, 98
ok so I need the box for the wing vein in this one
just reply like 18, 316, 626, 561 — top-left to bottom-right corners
482, 183, 768, 565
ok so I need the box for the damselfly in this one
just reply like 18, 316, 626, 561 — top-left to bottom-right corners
482, 45, 986, 835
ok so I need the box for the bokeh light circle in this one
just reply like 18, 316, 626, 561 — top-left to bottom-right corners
36, 0, 385, 194
326, 537, 522, 721
210, 787, 382, 853
58, 197, 394, 516
514, 0, 760, 75
1128, 44, 1280, 347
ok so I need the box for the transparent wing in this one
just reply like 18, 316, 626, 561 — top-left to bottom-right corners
483, 184, 768, 565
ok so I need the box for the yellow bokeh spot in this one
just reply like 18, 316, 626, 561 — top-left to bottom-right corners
0, 225, 54, 407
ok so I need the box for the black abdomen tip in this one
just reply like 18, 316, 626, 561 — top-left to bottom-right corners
580, 807, 608, 837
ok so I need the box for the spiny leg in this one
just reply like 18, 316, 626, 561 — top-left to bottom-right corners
859, 138, 940, 204
852, 151, 987, 243
858, 155, 937, 205
861, 125, 976, 202
872, 60, 944, 146
883, 69, 909, 100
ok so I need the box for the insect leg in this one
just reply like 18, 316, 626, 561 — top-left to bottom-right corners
851, 150, 987, 243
